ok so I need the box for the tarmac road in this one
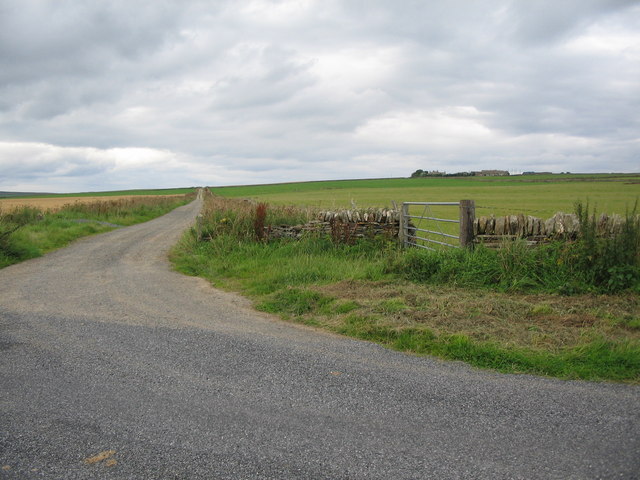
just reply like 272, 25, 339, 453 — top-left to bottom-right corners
1, 197, 639, 479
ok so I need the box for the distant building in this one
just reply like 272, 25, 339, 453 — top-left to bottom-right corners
410, 169, 445, 178
445, 171, 473, 177
472, 170, 510, 177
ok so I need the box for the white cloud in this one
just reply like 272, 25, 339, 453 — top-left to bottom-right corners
354, 108, 495, 150
0, 0, 638, 192
0, 142, 206, 191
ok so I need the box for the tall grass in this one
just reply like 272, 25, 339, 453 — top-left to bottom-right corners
175, 191, 640, 297
1, 193, 195, 268
394, 201, 640, 294
570, 201, 640, 291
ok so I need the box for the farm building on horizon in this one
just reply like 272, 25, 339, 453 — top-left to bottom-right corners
472, 170, 510, 176
410, 169, 510, 178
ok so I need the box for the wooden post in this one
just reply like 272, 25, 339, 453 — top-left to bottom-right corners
459, 200, 475, 248
398, 203, 409, 247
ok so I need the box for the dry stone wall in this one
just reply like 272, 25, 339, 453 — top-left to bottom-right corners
260, 206, 632, 247
474, 212, 629, 246
267, 208, 401, 241
316, 208, 401, 224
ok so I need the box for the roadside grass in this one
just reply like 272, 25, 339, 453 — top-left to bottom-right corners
1, 193, 195, 268
171, 192, 640, 383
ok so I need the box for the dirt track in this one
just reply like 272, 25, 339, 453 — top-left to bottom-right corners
1, 196, 639, 479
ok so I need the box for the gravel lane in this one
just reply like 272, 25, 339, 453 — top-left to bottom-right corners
1, 198, 638, 479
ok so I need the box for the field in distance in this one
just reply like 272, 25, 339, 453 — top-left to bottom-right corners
0, 188, 196, 211
212, 173, 640, 219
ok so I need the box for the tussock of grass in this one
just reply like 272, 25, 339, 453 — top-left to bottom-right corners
170, 190, 640, 383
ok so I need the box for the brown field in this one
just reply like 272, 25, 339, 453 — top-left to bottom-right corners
0, 195, 183, 212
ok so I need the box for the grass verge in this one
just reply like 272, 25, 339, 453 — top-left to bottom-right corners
170, 192, 640, 383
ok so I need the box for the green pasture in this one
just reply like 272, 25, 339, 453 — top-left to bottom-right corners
213, 174, 640, 219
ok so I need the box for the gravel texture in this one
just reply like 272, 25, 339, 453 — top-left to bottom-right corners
1, 197, 639, 479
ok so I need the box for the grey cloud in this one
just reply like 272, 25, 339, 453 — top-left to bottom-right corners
210, 45, 317, 111
0, 1, 181, 81
505, 0, 638, 45
0, 0, 638, 192
0, 151, 112, 182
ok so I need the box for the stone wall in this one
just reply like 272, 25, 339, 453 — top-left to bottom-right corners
261, 207, 633, 246
474, 212, 630, 246
264, 207, 401, 242
316, 208, 400, 224
268, 219, 399, 241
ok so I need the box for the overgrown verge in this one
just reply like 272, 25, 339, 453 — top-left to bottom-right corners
170, 192, 640, 382
1, 193, 195, 268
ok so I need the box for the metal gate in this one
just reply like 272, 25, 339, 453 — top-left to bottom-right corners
399, 200, 475, 250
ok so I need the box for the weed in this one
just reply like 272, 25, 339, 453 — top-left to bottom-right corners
565, 201, 640, 292
254, 203, 268, 241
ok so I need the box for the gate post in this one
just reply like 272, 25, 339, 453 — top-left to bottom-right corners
459, 200, 475, 248
398, 203, 409, 247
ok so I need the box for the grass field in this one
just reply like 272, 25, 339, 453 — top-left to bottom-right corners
0, 187, 196, 199
212, 174, 640, 219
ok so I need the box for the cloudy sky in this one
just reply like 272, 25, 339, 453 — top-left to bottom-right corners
1, 0, 638, 192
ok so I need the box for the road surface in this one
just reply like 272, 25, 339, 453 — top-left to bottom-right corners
1, 197, 639, 479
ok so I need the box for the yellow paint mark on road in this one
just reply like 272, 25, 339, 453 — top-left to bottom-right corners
2, 465, 11, 471
105, 459, 118, 467
83, 450, 116, 465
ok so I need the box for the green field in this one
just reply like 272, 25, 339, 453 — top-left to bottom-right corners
212, 174, 640, 219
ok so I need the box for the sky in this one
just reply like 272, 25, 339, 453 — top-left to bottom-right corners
0, 0, 639, 192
